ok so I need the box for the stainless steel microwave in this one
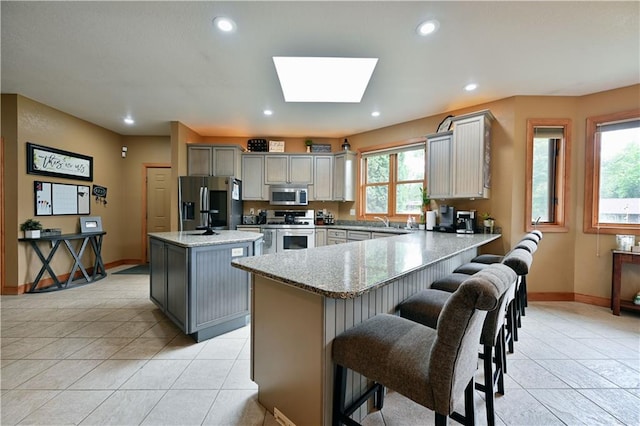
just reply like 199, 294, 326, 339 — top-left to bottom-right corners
269, 184, 308, 206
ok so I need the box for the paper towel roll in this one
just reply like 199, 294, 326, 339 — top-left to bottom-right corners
426, 211, 436, 230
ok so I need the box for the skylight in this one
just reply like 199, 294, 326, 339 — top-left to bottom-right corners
273, 57, 378, 103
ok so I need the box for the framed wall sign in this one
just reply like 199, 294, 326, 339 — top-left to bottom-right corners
27, 142, 93, 181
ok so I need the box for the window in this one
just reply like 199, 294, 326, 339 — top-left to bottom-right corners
361, 141, 425, 219
585, 110, 640, 234
525, 119, 571, 232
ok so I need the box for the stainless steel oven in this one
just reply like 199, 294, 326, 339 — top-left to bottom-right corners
262, 209, 315, 253
276, 228, 315, 252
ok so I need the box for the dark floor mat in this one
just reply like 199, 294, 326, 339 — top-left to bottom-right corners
113, 264, 149, 275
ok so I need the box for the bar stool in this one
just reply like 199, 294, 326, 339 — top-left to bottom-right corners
399, 255, 529, 426
332, 264, 516, 426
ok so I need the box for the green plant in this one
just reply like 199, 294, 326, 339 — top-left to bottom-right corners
20, 218, 43, 231
481, 212, 494, 221
419, 187, 430, 209
305, 139, 313, 146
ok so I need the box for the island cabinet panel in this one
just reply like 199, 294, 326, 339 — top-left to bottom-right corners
149, 238, 166, 307
190, 244, 250, 332
149, 236, 253, 342
166, 244, 188, 330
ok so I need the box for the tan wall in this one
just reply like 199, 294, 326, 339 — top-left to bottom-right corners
4, 86, 639, 300
343, 85, 640, 302
573, 85, 640, 301
5, 95, 124, 290
120, 135, 171, 261
1, 95, 20, 290
1, 96, 172, 291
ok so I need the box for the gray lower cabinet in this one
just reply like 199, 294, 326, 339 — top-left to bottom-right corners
149, 237, 253, 342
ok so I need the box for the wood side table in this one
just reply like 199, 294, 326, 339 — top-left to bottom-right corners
19, 232, 107, 293
611, 250, 640, 315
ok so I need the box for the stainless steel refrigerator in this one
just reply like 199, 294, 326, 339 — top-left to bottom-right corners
179, 176, 243, 232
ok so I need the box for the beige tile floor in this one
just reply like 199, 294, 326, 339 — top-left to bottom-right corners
1, 266, 639, 425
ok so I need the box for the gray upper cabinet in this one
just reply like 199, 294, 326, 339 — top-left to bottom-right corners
333, 151, 356, 201
264, 154, 313, 185
311, 155, 333, 201
426, 110, 494, 199
241, 151, 354, 202
426, 132, 453, 199
187, 145, 213, 176
241, 154, 268, 200
187, 145, 243, 177
451, 111, 493, 198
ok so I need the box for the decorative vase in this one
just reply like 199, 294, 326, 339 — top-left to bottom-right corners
25, 230, 41, 239
306, 146, 311, 153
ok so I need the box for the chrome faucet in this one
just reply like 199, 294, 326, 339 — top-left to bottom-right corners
374, 216, 390, 227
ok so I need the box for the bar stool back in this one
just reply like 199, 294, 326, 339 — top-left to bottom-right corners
332, 264, 516, 426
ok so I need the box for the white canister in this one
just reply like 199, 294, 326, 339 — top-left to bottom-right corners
426, 211, 436, 231
615, 235, 635, 251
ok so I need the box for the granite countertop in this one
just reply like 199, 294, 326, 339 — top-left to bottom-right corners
316, 225, 410, 234
237, 224, 411, 234
148, 230, 263, 248
232, 232, 500, 299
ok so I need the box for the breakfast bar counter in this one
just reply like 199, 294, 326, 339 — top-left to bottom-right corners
232, 231, 500, 425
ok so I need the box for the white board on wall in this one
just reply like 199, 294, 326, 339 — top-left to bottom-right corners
52, 183, 78, 215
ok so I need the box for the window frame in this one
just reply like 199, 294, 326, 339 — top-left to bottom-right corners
584, 109, 640, 235
359, 138, 426, 221
525, 118, 571, 233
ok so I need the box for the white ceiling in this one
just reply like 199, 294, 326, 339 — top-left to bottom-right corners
2, 1, 639, 138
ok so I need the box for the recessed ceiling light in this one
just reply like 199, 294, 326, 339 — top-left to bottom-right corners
263, 109, 273, 116
464, 83, 478, 91
213, 17, 236, 32
273, 57, 378, 103
123, 116, 135, 125
371, 111, 380, 117
417, 19, 439, 36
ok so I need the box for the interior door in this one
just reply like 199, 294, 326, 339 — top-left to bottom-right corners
145, 167, 171, 263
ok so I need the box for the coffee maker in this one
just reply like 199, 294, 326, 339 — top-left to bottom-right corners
456, 210, 476, 234
435, 205, 456, 233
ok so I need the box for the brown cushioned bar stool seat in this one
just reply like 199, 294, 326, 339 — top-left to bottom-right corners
332, 264, 517, 426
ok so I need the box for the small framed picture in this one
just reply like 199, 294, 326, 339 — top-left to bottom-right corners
269, 140, 285, 152
437, 115, 454, 133
80, 216, 103, 233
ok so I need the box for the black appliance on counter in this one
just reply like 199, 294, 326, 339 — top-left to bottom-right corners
456, 210, 476, 234
179, 176, 243, 233
435, 205, 456, 233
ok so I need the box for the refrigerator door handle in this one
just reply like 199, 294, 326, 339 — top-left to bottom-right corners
200, 186, 207, 228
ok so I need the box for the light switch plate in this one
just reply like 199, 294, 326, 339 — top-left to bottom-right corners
350, 209, 355, 216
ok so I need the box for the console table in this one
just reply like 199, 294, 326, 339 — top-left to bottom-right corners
611, 250, 640, 315
19, 232, 107, 293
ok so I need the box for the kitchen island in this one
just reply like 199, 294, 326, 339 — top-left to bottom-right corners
149, 230, 262, 342
232, 231, 500, 425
